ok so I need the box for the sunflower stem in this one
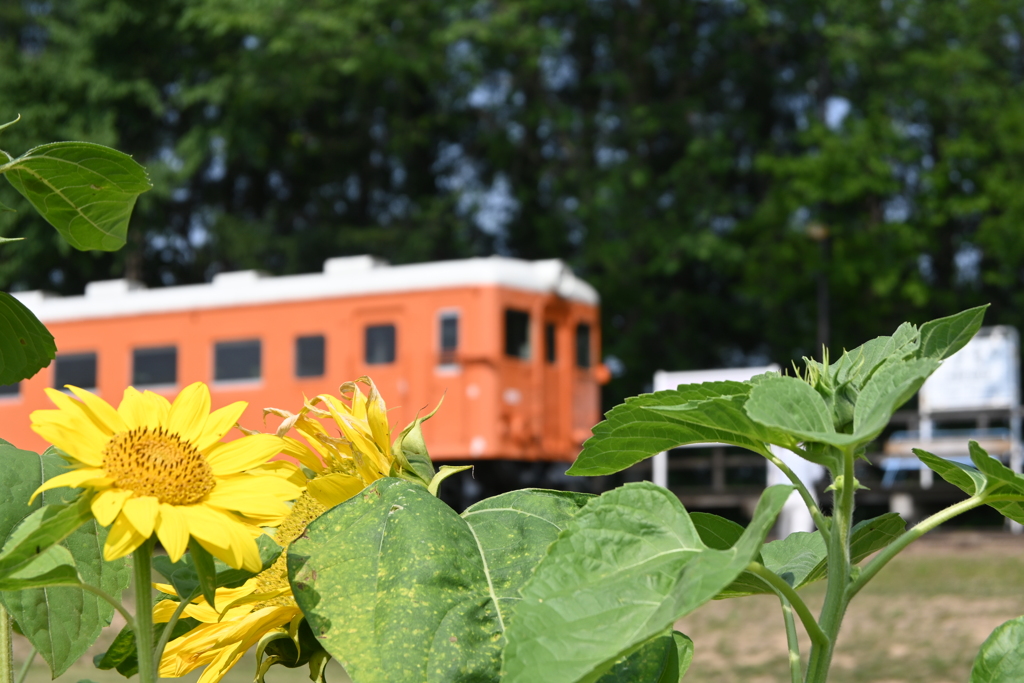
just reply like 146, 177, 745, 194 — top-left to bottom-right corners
133, 539, 158, 683
0, 605, 13, 683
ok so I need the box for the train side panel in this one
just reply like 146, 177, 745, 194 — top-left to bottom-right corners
0, 284, 602, 461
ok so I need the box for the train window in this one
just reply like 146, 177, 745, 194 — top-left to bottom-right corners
0, 382, 19, 397
576, 323, 592, 368
54, 352, 98, 389
296, 335, 325, 377
545, 323, 557, 364
439, 313, 458, 365
133, 346, 177, 386
505, 309, 530, 359
214, 340, 261, 381
365, 325, 396, 364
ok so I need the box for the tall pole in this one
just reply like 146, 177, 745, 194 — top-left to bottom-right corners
808, 224, 830, 361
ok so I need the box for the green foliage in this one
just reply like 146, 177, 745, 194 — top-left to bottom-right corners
288, 480, 593, 683
914, 443, 1024, 523
1, 139, 151, 251
0, 291, 55, 385
596, 631, 693, 683
576, 308, 983, 477
0, 443, 130, 677
971, 616, 1024, 682
501, 483, 791, 683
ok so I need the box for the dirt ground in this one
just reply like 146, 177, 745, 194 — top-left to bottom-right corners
15, 530, 1024, 683
676, 531, 1024, 683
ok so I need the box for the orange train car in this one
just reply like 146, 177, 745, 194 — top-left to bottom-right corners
0, 256, 606, 469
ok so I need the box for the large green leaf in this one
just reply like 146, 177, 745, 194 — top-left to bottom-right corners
0, 292, 56, 385
745, 375, 858, 448
1, 141, 150, 251
851, 358, 940, 443
914, 446, 1024, 523
595, 631, 693, 683
569, 382, 787, 476
287, 481, 592, 683
968, 441, 1024, 495
501, 483, 792, 683
971, 616, 1024, 682
916, 305, 988, 361
832, 322, 920, 389
0, 496, 93, 576
0, 446, 131, 677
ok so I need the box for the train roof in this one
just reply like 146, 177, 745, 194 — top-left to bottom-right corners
12, 255, 599, 323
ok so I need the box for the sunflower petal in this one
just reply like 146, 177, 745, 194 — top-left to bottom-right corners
30, 468, 108, 504
118, 387, 165, 430
205, 435, 284, 476
156, 503, 190, 562
31, 410, 108, 466
279, 437, 326, 475
143, 390, 173, 420
67, 386, 128, 434
196, 401, 248, 452
307, 471, 367, 508
122, 495, 159, 538
248, 461, 307, 487
167, 382, 211, 444
105, 514, 148, 560
91, 488, 134, 526
364, 377, 392, 457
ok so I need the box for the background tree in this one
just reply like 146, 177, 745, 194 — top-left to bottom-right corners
2, 0, 1023, 408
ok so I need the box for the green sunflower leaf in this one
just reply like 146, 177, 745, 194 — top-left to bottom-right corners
0, 445, 131, 677
0, 291, 56, 385
1, 141, 151, 251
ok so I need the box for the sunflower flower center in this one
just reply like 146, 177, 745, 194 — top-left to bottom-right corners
103, 426, 215, 505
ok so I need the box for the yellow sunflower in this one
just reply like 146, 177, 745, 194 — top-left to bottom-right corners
156, 377, 405, 683
30, 382, 302, 570
271, 376, 396, 507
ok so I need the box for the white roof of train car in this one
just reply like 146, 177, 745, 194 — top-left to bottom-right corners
12, 255, 599, 323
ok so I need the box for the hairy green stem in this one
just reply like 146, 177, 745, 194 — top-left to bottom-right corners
805, 447, 856, 683
746, 562, 828, 648
154, 596, 191, 667
133, 540, 157, 683
847, 493, 989, 599
765, 450, 831, 543
779, 597, 803, 683
0, 605, 12, 683
79, 583, 136, 633
14, 648, 34, 683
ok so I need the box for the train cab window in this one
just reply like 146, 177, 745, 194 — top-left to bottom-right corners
576, 323, 592, 368
545, 323, 557, 364
214, 340, 261, 381
439, 313, 458, 365
505, 309, 530, 359
0, 382, 19, 397
296, 335, 326, 377
133, 346, 177, 386
365, 325, 396, 365
54, 352, 97, 389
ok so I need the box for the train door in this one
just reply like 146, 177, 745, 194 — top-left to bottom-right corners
542, 301, 569, 455
572, 318, 600, 447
